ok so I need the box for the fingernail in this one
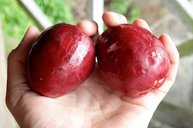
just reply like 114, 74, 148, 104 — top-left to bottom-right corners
28, 26, 40, 35
107, 11, 127, 22
77, 19, 98, 36
163, 34, 173, 43
137, 19, 152, 33
20, 26, 40, 45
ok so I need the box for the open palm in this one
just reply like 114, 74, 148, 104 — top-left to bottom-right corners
6, 12, 179, 128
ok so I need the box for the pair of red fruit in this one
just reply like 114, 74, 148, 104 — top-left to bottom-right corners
28, 23, 170, 98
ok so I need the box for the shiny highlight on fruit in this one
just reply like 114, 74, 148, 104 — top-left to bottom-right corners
28, 23, 95, 97
96, 24, 170, 97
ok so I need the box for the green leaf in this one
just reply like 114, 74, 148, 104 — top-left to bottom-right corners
177, 39, 193, 57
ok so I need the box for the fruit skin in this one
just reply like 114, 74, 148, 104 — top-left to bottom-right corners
96, 24, 170, 97
28, 23, 95, 97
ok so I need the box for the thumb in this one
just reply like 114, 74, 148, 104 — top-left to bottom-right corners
77, 19, 98, 42
13, 26, 40, 62
7, 26, 40, 109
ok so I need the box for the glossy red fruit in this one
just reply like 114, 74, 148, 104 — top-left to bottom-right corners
28, 23, 95, 97
96, 24, 170, 97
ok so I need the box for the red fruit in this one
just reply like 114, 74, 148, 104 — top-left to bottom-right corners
96, 24, 170, 97
28, 23, 95, 97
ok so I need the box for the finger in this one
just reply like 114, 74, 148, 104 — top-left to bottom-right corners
153, 34, 179, 98
77, 19, 98, 37
11, 26, 40, 63
133, 19, 152, 33
123, 34, 179, 115
159, 34, 179, 85
102, 11, 128, 28
7, 26, 40, 104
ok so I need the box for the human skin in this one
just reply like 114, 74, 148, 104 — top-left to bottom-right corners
6, 11, 179, 128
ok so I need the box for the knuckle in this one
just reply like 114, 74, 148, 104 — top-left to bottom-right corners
8, 49, 17, 61
5, 93, 11, 109
5, 89, 17, 111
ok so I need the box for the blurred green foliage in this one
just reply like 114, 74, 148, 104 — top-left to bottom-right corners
177, 39, 193, 57
110, 0, 132, 14
0, 0, 140, 55
0, 0, 74, 41
0, 0, 34, 41
0, 0, 140, 41
35, 0, 75, 24
109, 0, 140, 23
129, 8, 141, 23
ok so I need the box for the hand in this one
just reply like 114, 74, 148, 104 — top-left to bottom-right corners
6, 12, 179, 128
